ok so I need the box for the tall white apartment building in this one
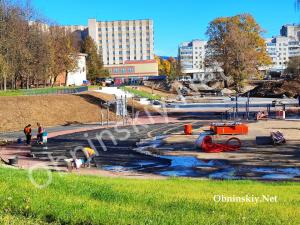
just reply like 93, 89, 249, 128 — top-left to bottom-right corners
265, 36, 300, 71
266, 36, 290, 71
179, 40, 206, 75
88, 19, 154, 65
280, 24, 300, 41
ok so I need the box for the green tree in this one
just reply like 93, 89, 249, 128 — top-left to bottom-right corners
81, 36, 108, 83
47, 26, 78, 86
205, 14, 271, 91
285, 56, 300, 77
168, 57, 182, 81
0, 54, 10, 91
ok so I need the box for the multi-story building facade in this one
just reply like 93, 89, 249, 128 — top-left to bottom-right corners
178, 39, 222, 82
88, 19, 154, 65
280, 24, 300, 41
62, 19, 158, 83
265, 36, 290, 71
265, 25, 300, 72
179, 40, 206, 74
178, 40, 207, 80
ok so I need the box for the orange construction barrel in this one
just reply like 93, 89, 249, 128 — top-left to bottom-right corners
184, 124, 193, 135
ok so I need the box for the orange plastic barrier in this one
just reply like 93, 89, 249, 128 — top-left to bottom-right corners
200, 136, 241, 153
210, 123, 248, 135
184, 124, 193, 135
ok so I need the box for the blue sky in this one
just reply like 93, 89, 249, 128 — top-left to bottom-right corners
32, 0, 299, 56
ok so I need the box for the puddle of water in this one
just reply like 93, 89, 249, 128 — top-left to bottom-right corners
160, 169, 199, 177
136, 136, 166, 148
162, 156, 205, 167
102, 165, 131, 172
156, 156, 226, 177
262, 174, 295, 179
209, 168, 238, 179
252, 167, 300, 179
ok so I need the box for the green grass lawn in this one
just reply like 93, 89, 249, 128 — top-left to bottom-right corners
120, 86, 162, 101
0, 167, 299, 225
0, 86, 86, 97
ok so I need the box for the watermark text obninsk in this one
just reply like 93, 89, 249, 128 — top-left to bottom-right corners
213, 194, 278, 203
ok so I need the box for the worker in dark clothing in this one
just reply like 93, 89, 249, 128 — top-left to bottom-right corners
24, 124, 32, 145
37, 122, 44, 143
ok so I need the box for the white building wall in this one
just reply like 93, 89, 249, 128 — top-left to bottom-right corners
66, 54, 87, 86
88, 19, 154, 66
280, 24, 300, 41
266, 36, 300, 71
179, 40, 207, 74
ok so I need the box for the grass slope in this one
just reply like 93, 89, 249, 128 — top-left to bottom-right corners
0, 167, 299, 225
0, 87, 86, 97
120, 86, 162, 100
0, 93, 116, 132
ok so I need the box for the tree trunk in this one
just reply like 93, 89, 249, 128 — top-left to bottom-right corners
26, 75, 29, 89
65, 70, 68, 86
3, 75, 7, 91
224, 79, 228, 88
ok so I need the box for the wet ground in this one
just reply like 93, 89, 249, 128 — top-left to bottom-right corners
31, 122, 300, 181
31, 122, 204, 173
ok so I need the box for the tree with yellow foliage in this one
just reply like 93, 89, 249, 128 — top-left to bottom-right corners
155, 56, 182, 80
205, 14, 272, 91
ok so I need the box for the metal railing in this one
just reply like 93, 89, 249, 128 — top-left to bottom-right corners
21, 86, 88, 96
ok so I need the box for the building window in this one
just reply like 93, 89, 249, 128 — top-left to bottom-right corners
121, 68, 126, 73
114, 68, 119, 73
128, 68, 134, 73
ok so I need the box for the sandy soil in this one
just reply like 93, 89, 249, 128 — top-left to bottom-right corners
90, 91, 160, 113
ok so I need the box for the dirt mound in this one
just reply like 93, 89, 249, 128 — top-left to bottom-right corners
0, 93, 116, 132
144, 80, 184, 94
249, 79, 300, 98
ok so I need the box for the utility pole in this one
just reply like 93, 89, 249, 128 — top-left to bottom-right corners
100, 107, 103, 126
235, 93, 239, 121
246, 92, 250, 120
106, 104, 109, 127
122, 95, 125, 126
132, 97, 135, 125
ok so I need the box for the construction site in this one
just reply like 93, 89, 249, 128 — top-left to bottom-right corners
1, 79, 300, 181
